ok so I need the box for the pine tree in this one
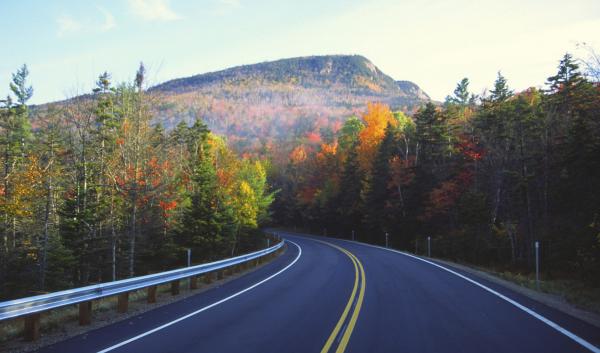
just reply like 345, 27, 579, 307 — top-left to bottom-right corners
363, 123, 397, 240
489, 71, 513, 103
335, 142, 363, 235
0, 64, 33, 256
178, 121, 231, 261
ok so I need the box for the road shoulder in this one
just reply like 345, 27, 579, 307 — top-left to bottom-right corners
427, 257, 600, 330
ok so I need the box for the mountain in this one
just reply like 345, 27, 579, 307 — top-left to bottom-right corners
148, 55, 430, 154
34, 55, 430, 157
152, 55, 426, 101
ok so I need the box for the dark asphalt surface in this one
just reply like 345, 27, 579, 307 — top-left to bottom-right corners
34, 231, 600, 353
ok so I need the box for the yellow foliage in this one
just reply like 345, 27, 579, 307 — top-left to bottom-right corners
357, 102, 396, 171
0, 155, 44, 218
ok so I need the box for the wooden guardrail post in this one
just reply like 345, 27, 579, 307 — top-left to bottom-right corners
190, 276, 198, 289
79, 301, 92, 325
147, 285, 157, 303
217, 269, 224, 280
203, 273, 213, 284
171, 280, 180, 295
24, 313, 41, 341
117, 293, 129, 313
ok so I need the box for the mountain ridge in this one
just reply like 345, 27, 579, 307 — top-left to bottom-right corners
150, 54, 429, 103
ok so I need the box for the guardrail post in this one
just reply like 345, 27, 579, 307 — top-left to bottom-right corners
427, 236, 431, 257
190, 276, 198, 289
171, 280, 180, 295
79, 301, 92, 325
147, 285, 157, 303
535, 241, 540, 290
24, 313, 41, 341
117, 293, 129, 313
203, 273, 213, 284
217, 270, 224, 280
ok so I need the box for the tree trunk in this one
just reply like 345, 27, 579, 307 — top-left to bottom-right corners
39, 173, 53, 290
110, 193, 117, 281
129, 200, 137, 278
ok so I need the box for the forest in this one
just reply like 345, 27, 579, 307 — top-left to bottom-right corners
0, 64, 274, 300
271, 53, 600, 288
1, 52, 599, 301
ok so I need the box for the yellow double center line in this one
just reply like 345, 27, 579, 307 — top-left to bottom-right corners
318, 241, 366, 353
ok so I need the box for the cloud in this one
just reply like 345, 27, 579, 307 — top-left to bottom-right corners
98, 7, 117, 32
56, 7, 117, 37
57, 15, 83, 37
129, 0, 181, 21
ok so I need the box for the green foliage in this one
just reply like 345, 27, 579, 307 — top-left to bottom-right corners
337, 116, 364, 151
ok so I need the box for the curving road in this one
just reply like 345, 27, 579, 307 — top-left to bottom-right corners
35, 231, 600, 353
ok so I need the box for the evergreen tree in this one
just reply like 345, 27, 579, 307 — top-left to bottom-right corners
489, 71, 513, 103
178, 121, 232, 261
363, 123, 397, 241
335, 142, 363, 235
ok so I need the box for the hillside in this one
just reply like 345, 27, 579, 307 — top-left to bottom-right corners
34, 55, 430, 157
148, 55, 430, 154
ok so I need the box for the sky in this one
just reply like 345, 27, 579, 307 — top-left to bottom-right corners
1, 0, 599, 104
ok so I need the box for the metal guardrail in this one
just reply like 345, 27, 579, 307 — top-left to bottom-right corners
0, 236, 284, 340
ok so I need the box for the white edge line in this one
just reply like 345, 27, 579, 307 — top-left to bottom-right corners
97, 240, 302, 353
330, 237, 600, 353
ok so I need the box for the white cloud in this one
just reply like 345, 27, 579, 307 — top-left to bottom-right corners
129, 0, 181, 21
56, 7, 117, 38
98, 7, 117, 32
57, 15, 83, 37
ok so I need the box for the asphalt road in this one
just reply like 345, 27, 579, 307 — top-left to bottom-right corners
35, 231, 600, 353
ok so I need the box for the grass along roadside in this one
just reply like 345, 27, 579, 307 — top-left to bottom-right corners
429, 256, 600, 329
493, 270, 600, 316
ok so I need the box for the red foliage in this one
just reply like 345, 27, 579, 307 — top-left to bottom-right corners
306, 132, 322, 144
456, 136, 485, 161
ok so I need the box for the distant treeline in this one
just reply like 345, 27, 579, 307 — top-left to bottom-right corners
0, 64, 273, 300
271, 53, 600, 285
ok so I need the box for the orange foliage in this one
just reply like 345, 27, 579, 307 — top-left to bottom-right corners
318, 142, 338, 158
289, 145, 308, 164
159, 200, 177, 211
357, 102, 397, 171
